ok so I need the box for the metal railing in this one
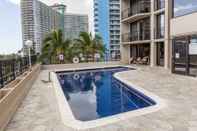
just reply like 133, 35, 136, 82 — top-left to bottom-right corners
121, 3, 150, 20
0, 55, 37, 88
155, 28, 165, 39
122, 32, 150, 42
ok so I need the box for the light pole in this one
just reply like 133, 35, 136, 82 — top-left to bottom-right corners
25, 40, 33, 69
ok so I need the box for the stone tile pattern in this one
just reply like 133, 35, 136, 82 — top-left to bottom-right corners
5, 64, 197, 131
5, 71, 71, 131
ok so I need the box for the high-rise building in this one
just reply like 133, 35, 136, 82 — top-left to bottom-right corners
21, 0, 64, 54
121, 0, 170, 68
51, 4, 66, 31
93, 0, 120, 60
64, 14, 89, 39
21, 0, 88, 55
51, 4, 66, 14
121, 0, 197, 76
109, 0, 121, 60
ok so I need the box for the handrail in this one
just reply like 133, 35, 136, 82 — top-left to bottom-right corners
0, 55, 37, 88
121, 2, 150, 20
122, 32, 150, 42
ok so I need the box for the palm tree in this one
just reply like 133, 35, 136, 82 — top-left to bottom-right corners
92, 34, 106, 60
75, 32, 93, 61
41, 29, 72, 64
40, 30, 105, 64
75, 32, 105, 62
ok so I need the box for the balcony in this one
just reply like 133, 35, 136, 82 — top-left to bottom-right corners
121, 2, 150, 23
122, 32, 150, 43
155, 31, 164, 40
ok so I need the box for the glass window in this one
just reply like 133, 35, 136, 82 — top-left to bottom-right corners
189, 36, 197, 55
173, 0, 197, 17
155, 0, 165, 10
190, 36, 197, 66
156, 13, 165, 39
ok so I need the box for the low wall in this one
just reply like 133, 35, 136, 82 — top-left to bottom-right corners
41, 61, 122, 71
0, 65, 41, 131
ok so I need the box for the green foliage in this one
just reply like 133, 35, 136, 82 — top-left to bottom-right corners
40, 29, 105, 64
0, 54, 18, 60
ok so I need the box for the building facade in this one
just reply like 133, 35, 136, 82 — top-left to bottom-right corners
171, 0, 197, 76
21, 0, 64, 54
94, 0, 121, 60
64, 14, 89, 39
121, 0, 197, 76
51, 4, 67, 32
109, 0, 121, 60
94, 0, 110, 58
121, 0, 170, 69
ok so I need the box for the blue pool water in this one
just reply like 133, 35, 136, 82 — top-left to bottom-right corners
57, 67, 156, 121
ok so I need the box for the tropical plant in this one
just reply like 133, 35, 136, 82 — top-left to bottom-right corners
93, 34, 106, 59
40, 29, 73, 64
40, 30, 105, 64
75, 32, 105, 62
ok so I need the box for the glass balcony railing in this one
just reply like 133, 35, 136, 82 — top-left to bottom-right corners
122, 32, 150, 42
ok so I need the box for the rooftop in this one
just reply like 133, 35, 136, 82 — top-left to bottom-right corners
4, 62, 197, 131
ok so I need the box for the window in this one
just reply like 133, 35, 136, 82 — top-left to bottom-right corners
173, 0, 197, 17
190, 36, 197, 68
129, 18, 150, 41
155, 0, 165, 10
156, 13, 165, 39
189, 36, 197, 55
172, 35, 197, 76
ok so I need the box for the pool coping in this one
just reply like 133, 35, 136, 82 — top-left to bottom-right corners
51, 65, 166, 130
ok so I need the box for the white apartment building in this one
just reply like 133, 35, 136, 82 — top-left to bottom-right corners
64, 14, 89, 39
21, 0, 64, 54
21, 1, 88, 54
109, 0, 121, 60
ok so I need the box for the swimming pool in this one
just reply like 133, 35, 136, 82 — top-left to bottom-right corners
56, 67, 156, 121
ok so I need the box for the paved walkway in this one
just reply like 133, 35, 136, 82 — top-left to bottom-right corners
5, 64, 197, 131
5, 70, 70, 131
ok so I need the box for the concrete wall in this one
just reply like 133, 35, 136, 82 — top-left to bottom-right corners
41, 62, 122, 71
0, 65, 41, 131
164, 0, 172, 69
120, 0, 130, 64
120, 45, 130, 64
171, 12, 197, 37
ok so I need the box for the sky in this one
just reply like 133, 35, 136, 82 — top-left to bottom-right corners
174, 0, 197, 16
0, 0, 94, 54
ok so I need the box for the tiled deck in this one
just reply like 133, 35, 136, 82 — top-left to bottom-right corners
5, 63, 197, 131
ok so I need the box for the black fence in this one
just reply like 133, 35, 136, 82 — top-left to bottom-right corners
0, 55, 37, 88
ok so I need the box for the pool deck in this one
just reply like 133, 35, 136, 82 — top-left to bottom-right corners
5, 63, 197, 131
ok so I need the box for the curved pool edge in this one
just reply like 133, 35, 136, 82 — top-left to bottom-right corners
50, 66, 166, 130
114, 71, 166, 115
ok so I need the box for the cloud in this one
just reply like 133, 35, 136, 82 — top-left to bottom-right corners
174, 4, 197, 12
6, 0, 20, 5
